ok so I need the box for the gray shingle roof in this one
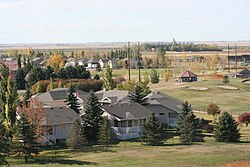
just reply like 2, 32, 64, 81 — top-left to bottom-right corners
145, 91, 183, 113
95, 90, 130, 103
43, 107, 78, 125
35, 88, 88, 101
88, 57, 99, 63
102, 102, 152, 120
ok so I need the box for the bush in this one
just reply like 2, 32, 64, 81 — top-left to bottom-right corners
31, 79, 103, 94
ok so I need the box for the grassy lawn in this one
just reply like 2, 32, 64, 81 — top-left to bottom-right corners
7, 135, 250, 167
148, 77, 250, 114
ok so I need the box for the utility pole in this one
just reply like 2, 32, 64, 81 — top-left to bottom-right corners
235, 43, 237, 72
127, 42, 131, 81
137, 41, 141, 82
227, 44, 230, 72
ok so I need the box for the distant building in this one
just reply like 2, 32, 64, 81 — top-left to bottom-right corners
98, 58, 109, 68
78, 59, 88, 67
179, 70, 198, 82
235, 69, 250, 78
228, 55, 250, 64
87, 57, 99, 68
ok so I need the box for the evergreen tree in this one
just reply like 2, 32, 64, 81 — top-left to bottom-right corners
23, 57, 33, 75
222, 75, 229, 84
214, 112, 240, 142
17, 54, 22, 69
141, 113, 165, 146
15, 114, 39, 163
14, 68, 26, 90
82, 91, 103, 144
103, 67, 113, 90
128, 85, 148, 105
96, 63, 102, 72
176, 102, 204, 144
66, 118, 86, 148
99, 117, 114, 146
65, 84, 80, 115
150, 69, 159, 84
23, 83, 31, 106
94, 74, 100, 80
27, 66, 46, 86
0, 118, 10, 167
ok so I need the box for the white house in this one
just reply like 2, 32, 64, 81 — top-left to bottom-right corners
87, 57, 100, 68
108, 59, 118, 69
98, 58, 109, 68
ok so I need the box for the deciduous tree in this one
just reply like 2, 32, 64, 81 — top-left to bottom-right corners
238, 113, 250, 127
66, 118, 86, 148
207, 103, 221, 123
103, 67, 114, 90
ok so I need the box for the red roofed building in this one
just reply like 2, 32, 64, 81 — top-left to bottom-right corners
179, 70, 198, 82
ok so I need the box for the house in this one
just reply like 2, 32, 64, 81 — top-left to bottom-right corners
144, 91, 182, 127
102, 102, 152, 140
108, 59, 118, 69
87, 57, 100, 68
33, 88, 88, 111
65, 59, 78, 67
78, 59, 88, 67
41, 107, 78, 145
228, 55, 250, 64
95, 89, 130, 105
179, 70, 198, 82
2, 60, 18, 71
32, 57, 46, 67
99, 58, 109, 68
235, 69, 250, 78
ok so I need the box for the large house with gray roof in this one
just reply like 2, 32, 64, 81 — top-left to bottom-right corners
41, 107, 79, 145
33, 88, 88, 112
95, 89, 130, 104
144, 91, 182, 127
102, 102, 152, 140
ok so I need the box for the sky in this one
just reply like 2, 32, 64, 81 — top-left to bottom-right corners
0, 0, 250, 43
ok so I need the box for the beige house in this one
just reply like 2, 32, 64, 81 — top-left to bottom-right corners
102, 102, 152, 140
41, 107, 78, 145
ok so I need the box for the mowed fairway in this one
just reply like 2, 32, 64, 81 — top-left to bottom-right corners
148, 77, 250, 115
8, 136, 250, 167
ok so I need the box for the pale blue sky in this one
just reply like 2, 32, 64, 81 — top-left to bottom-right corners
0, 0, 250, 43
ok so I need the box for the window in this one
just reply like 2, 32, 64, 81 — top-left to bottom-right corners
159, 113, 165, 116
134, 120, 138, 127
61, 124, 66, 129
128, 120, 132, 127
47, 125, 53, 135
